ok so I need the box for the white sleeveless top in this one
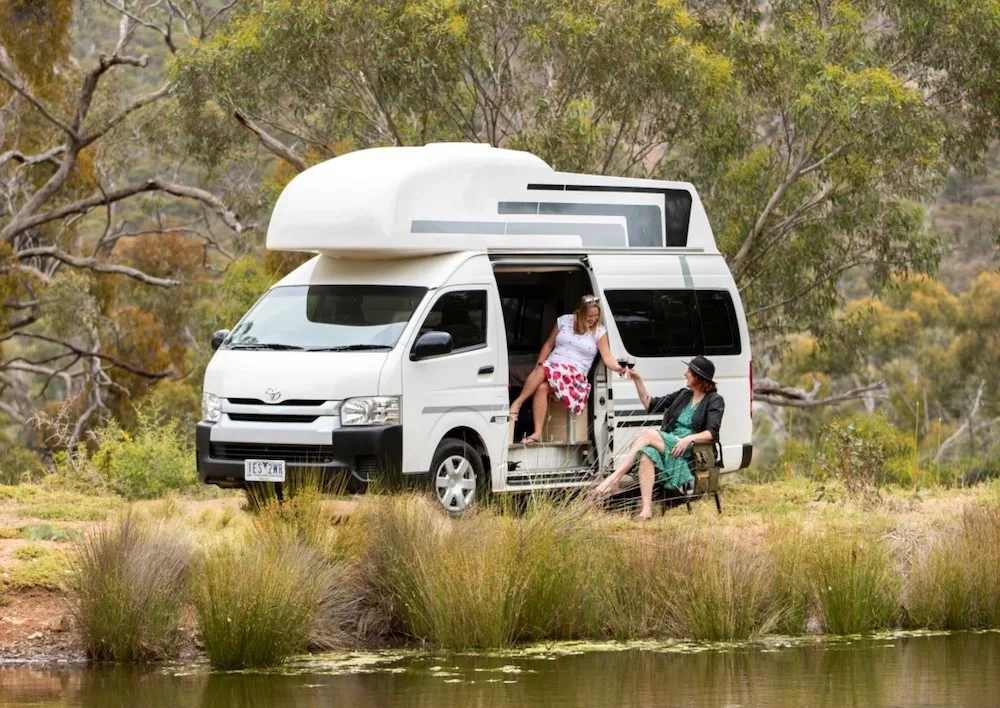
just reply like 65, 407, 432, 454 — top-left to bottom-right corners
547, 314, 607, 374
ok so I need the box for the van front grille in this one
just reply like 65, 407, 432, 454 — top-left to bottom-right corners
227, 414, 319, 423
209, 443, 337, 464
227, 398, 327, 406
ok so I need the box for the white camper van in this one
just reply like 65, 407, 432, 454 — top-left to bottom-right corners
196, 143, 753, 512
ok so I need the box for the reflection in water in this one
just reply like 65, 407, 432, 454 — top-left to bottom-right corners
1, 633, 997, 708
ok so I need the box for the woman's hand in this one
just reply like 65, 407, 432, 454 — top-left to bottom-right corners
670, 436, 693, 457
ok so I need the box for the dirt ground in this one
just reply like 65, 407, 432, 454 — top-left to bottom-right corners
0, 479, 995, 662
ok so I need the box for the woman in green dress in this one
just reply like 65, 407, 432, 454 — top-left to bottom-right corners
594, 356, 725, 520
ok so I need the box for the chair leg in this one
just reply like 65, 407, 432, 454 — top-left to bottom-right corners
685, 499, 692, 514
714, 492, 722, 514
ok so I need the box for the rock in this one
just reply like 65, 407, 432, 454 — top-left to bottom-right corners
1, 616, 25, 626
46, 615, 71, 632
27, 632, 43, 640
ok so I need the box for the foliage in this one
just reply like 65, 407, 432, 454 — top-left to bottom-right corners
194, 539, 349, 668
73, 512, 192, 662
52, 405, 195, 500
0, 444, 47, 485
817, 414, 916, 493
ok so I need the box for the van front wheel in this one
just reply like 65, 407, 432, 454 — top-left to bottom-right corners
430, 439, 485, 514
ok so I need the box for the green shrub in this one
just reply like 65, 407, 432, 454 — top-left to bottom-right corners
73, 513, 192, 662
817, 413, 916, 493
194, 540, 350, 669
0, 444, 47, 485
89, 412, 195, 500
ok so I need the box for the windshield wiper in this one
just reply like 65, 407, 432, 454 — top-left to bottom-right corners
304, 344, 392, 352
227, 343, 304, 351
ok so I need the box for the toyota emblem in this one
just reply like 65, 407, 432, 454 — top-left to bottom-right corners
264, 387, 281, 403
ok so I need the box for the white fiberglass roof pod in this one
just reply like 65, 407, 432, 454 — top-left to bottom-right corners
265, 142, 718, 258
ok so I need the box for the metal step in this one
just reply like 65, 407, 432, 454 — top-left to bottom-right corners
505, 465, 596, 488
507, 440, 589, 451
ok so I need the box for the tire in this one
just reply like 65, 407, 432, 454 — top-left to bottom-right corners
430, 438, 486, 514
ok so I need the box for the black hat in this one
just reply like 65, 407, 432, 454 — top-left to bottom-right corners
683, 356, 715, 383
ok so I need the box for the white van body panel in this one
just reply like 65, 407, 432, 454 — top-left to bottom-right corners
398, 255, 509, 476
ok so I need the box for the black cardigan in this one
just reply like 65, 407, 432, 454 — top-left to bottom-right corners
647, 389, 725, 442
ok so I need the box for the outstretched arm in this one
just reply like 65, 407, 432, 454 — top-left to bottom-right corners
629, 369, 654, 410
597, 333, 624, 373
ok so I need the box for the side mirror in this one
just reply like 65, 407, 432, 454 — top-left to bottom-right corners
410, 331, 453, 360
211, 329, 230, 351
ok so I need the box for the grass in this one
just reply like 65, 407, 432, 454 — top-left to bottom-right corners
2, 479, 1000, 659
73, 512, 192, 662
4, 544, 72, 589
193, 539, 352, 669
905, 503, 1000, 629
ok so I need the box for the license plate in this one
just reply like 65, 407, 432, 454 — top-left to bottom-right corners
244, 459, 286, 483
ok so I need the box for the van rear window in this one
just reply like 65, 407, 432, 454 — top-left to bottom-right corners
604, 289, 742, 357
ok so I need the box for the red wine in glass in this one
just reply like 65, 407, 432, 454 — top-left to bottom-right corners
617, 358, 628, 377
625, 356, 636, 370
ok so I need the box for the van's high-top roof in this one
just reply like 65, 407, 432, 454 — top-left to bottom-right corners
265, 143, 718, 259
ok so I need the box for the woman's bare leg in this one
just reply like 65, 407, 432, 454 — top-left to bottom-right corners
525, 382, 550, 442
595, 428, 664, 494
636, 457, 656, 519
510, 365, 547, 418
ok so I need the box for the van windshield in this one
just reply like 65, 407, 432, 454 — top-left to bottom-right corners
223, 285, 428, 351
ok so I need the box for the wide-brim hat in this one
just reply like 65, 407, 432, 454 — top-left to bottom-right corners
683, 356, 716, 383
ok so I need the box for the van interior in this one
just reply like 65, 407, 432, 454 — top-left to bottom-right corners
494, 265, 602, 481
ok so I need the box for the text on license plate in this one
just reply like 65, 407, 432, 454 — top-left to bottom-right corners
244, 459, 286, 483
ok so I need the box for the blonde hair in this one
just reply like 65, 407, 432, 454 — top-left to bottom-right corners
573, 294, 601, 335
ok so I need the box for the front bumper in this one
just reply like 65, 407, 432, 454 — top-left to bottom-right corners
196, 422, 403, 492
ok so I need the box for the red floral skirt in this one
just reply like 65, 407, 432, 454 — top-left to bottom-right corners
542, 361, 591, 416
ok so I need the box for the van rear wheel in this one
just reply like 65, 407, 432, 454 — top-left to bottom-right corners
430, 439, 485, 515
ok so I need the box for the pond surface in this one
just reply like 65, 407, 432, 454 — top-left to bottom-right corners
2, 632, 998, 707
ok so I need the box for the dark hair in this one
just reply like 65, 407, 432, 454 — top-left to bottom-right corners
691, 373, 717, 394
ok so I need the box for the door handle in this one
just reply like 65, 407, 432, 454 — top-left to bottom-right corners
478, 365, 494, 375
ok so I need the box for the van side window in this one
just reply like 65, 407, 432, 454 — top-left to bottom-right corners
696, 290, 741, 356
421, 290, 488, 351
604, 289, 741, 357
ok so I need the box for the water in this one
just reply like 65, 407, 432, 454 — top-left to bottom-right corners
2, 632, 998, 707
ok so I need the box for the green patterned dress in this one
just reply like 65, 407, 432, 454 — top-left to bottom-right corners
636, 400, 696, 490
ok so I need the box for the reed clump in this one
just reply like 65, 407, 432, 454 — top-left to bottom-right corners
193, 539, 351, 669
73, 512, 192, 662
906, 503, 1000, 629
356, 492, 607, 648
771, 526, 899, 635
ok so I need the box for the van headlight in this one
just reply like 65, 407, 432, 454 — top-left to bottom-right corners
340, 396, 400, 426
201, 393, 222, 423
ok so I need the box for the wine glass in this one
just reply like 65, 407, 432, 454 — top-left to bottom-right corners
625, 356, 636, 375
616, 357, 628, 377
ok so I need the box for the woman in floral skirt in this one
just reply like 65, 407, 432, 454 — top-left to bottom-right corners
509, 295, 624, 444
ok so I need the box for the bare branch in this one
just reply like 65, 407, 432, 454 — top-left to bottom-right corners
1, 332, 175, 379
935, 379, 987, 462
234, 109, 308, 172
4, 177, 246, 241
16, 246, 180, 287
80, 83, 171, 148
0, 146, 65, 170
754, 377, 887, 408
